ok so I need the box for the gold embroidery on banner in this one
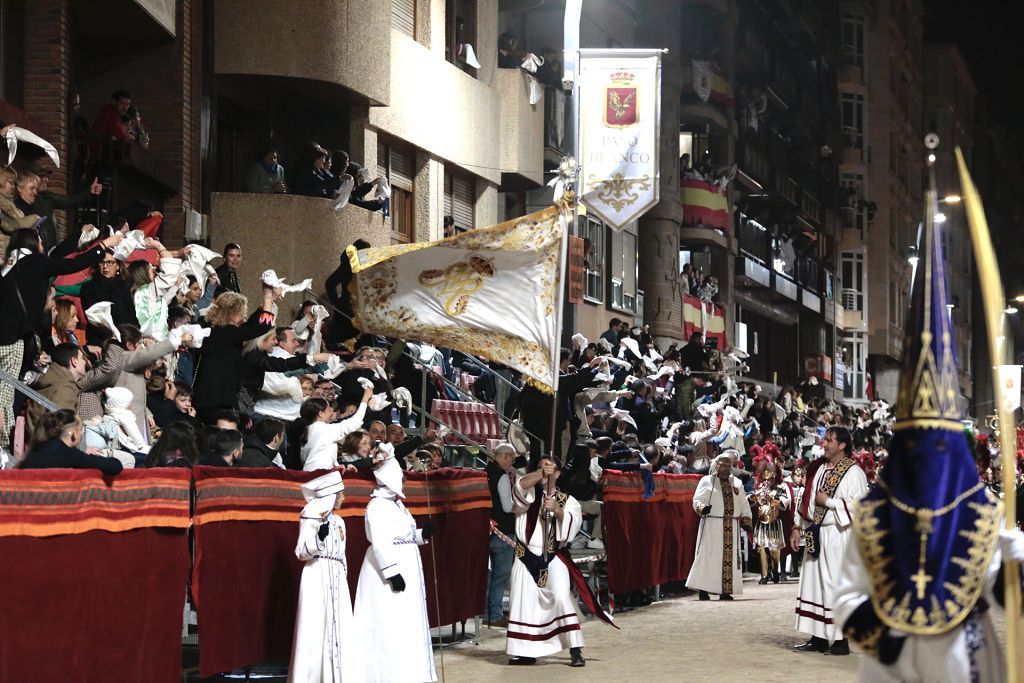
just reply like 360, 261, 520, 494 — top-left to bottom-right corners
721, 481, 734, 595
587, 173, 652, 211
418, 254, 496, 316
854, 493, 1002, 636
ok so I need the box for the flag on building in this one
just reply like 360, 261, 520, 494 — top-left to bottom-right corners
680, 179, 730, 230
348, 204, 568, 392
682, 294, 728, 350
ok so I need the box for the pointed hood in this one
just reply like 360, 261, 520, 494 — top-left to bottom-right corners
854, 169, 1001, 637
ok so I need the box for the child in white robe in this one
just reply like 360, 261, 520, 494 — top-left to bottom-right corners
288, 470, 362, 683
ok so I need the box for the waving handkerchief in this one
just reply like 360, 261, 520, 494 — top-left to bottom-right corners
5, 126, 60, 167
111, 230, 146, 261
85, 302, 120, 341
182, 244, 221, 291
305, 304, 329, 354
357, 377, 375, 391
261, 269, 313, 297
178, 324, 211, 348
78, 224, 100, 248
368, 392, 391, 412
393, 386, 412, 409
331, 176, 355, 211
321, 354, 346, 379
619, 337, 642, 360
572, 332, 588, 349
610, 408, 637, 429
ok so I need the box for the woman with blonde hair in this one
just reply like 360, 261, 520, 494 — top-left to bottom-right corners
47, 298, 84, 351
0, 167, 41, 254
192, 287, 279, 423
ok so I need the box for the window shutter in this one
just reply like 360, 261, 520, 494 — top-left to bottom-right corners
389, 146, 414, 189
377, 141, 387, 179
392, 0, 415, 38
623, 231, 637, 294
443, 174, 453, 218
452, 175, 474, 228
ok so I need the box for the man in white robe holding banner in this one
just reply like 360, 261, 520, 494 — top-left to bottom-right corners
686, 453, 753, 601
505, 455, 616, 667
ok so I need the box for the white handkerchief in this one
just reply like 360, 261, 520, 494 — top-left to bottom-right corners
78, 225, 100, 248
178, 324, 211, 348
610, 408, 637, 429
460, 43, 482, 69
373, 176, 391, 200
357, 377, 375, 391
5, 126, 60, 167
261, 269, 313, 297
520, 52, 543, 73
572, 333, 588, 349
111, 230, 146, 261
182, 244, 221, 291
393, 386, 412, 409
368, 393, 391, 412
332, 177, 355, 211
322, 355, 346, 379
85, 302, 120, 341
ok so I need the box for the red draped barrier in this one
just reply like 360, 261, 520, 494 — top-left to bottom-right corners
0, 470, 191, 683
601, 471, 702, 594
191, 467, 490, 678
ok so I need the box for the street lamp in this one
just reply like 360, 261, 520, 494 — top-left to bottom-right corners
934, 212, 947, 223
1014, 294, 1024, 303
1006, 306, 1018, 315
907, 245, 919, 268
942, 194, 962, 204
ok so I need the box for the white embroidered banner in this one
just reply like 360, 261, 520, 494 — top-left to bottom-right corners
578, 51, 661, 230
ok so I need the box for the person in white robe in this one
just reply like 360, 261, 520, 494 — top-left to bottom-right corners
789, 426, 868, 655
506, 456, 587, 667
354, 450, 436, 683
288, 470, 362, 683
686, 453, 753, 600
301, 387, 371, 472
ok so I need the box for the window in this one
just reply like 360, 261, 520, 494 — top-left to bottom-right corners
443, 168, 474, 231
840, 250, 865, 313
579, 217, 604, 302
378, 139, 415, 243
0, 0, 25, 106
840, 92, 864, 149
392, 0, 416, 38
841, 14, 865, 69
841, 171, 866, 238
608, 225, 637, 313
445, 0, 478, 74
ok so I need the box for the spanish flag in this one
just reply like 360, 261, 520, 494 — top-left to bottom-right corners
680, 179, 730, 230
348, 204, 568, 392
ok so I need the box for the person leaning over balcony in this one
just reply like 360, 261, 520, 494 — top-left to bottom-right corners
93, 89, 135, 142
330, 150, 385, 212
245, 148, 287, 194
498, 32, 524, 68
291, 143, 341, 199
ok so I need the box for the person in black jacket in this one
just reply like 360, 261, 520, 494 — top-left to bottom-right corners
0, 229, 122, 452
324, 239, 370, 349
238, 418, 284, 468
78, 248, 140, 347
213, 243, 242, 297
19, 409, 123, 475
191, 289, 278, 424
198, 428, 243, 467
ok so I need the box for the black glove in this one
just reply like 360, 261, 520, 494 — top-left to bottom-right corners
700, 505, 712, 517
421, 519, 437, 540
317, 522, 330, 541
388, 574, 406, 593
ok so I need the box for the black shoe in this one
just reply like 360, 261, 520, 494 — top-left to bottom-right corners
570, 647, 586, 667
780, 572, 789, 582
509, 657, 537, 666
758, 576, 769, 585
823, 640, 850, 656
772, 570, 780, 584
719, 593, 733, 600
698, 590, 710, 601
793, 637, 828, 652
791, 570, 800, 578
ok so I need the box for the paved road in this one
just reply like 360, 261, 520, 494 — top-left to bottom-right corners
439, 576, 861, 682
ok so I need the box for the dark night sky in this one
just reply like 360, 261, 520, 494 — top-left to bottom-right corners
923, 0, 1023, 150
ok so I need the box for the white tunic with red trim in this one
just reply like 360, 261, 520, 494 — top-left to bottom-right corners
506, 477, 584, 658
794, 461, 867, 641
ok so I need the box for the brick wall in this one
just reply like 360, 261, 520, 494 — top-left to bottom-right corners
75, 0, 200, 247
21, 0, 70, 234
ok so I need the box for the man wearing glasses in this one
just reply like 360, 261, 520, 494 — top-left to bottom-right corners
790, 425, 867, 655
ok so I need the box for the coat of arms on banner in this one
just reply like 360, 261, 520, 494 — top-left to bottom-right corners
604, 72, 638, 128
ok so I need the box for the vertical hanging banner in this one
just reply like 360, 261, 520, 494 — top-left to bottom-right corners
578, 50, 662, 230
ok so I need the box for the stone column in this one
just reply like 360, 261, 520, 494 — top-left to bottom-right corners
637, 4, 683, 347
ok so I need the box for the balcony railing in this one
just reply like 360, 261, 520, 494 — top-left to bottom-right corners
737, 215, 771, 263
796, 257, 819, 293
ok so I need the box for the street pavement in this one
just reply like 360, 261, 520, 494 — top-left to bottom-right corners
440, 575, 861, 682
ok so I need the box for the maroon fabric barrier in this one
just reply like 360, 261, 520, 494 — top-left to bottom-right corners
0, 469, 192, 683
601, 471, 702, 594
192, 467, 490, 677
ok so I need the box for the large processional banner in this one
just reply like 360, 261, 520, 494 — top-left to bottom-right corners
578, 51, 662, 230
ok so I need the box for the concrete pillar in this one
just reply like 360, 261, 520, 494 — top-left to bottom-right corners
637, 4, 683, 346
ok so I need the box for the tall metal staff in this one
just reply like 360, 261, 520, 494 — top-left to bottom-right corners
955, 147, 1022, 680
